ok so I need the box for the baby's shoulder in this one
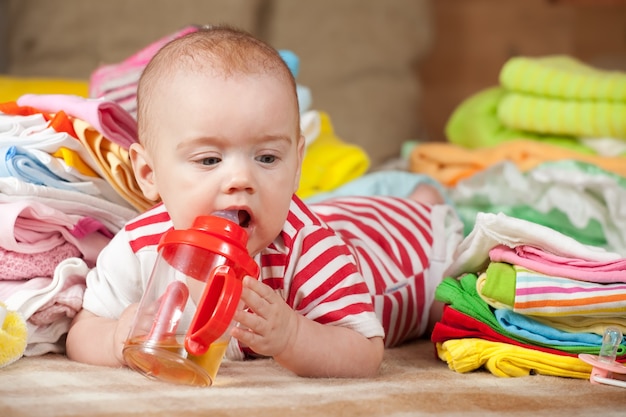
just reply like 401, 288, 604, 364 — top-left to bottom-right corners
122, 204, 173, 254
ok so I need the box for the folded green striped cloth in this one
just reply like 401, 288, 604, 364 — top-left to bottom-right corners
497, 55, 626, 139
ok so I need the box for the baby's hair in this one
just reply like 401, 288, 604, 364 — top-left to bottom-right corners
136, 25, 298, 146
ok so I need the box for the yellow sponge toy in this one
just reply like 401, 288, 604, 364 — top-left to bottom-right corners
0, 301, 28, 368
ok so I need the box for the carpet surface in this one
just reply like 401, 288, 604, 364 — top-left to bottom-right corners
1, 339, 624, 417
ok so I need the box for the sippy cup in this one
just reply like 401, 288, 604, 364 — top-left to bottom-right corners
122, 211, 259, 387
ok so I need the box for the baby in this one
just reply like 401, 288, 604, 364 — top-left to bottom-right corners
66, 26, 461, 378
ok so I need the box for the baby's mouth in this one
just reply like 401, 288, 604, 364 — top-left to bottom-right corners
237, 210, 251, 228
212, 209, 251, 228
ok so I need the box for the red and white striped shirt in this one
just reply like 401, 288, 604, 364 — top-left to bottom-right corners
309, 195, 439, 346
83, 194, 454, 350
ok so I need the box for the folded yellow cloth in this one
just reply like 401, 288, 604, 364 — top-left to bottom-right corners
409, 139, 626, 186
530, 315, 626, 338
0, 76, 88, 102
498, 55, 626, 139
0, 301, 27, 368
297, 111, 370, 199
436, 338, 592, 379
52, 147, 100, 177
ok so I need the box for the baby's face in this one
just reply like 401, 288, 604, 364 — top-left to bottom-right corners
137, 70, 303, 256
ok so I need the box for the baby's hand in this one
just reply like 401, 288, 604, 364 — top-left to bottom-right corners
231, 276, 299, 358
114, 303, 139, 365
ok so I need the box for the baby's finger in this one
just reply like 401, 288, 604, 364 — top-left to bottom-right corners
231, 322, 260, 347
243, 276, 278, 304
233, 307, 264, 334
240, 277, 278, 318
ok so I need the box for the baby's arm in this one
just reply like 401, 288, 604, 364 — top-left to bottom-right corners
66, 304, 138, 367
66, 227, 146, 367
231, 276, 384, 378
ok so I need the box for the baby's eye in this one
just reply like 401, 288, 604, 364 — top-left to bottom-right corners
200, 156, 221, 166
256, 154, 276, 164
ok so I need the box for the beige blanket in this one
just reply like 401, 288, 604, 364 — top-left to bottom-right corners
1, 339, 624, 417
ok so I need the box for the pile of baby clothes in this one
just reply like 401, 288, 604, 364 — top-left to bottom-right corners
423, 54, 626, 154
0, 95, 143, 356
407, 56, 626, 255
431, 211, 626, 379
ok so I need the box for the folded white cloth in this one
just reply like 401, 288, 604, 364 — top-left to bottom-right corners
5, 257, 88, 319
0, 177, 138, 233
445, 211, 623, 278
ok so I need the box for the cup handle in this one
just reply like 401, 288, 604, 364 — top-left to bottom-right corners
184, 265, 242, 356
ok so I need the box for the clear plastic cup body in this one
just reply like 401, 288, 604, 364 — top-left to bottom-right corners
122, 214, 259, 387
123, 244, 234, 387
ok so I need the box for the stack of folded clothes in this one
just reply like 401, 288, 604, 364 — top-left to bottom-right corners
497, 55, 626, 143
425, 54, 626, 153
0, 95, 141, 356
407, 55, 626, 256
431, 211, 626, 379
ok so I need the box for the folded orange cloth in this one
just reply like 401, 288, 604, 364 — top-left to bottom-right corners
409, 139, 626, 186
73, 118, 155, 212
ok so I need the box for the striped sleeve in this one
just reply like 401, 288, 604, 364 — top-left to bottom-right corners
125, 203, 172, 253
311, 196, 436, 346
262, 196, 444, 346
261, 197, 385, 340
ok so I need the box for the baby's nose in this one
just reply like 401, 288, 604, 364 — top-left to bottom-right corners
224, 164, 255, 193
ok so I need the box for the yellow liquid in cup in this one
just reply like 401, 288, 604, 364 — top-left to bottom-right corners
123, 336, 229, 387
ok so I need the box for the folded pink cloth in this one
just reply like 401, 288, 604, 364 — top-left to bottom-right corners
29, 273, 85, 326
0, 243, 81, 280
489, 244, 626, 284
16, 94, 138, 149
89, 25, 200, 118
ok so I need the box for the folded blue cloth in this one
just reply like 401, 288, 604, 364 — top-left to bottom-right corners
305, 170, 453, 206
0, 145, 72, 190
495, 308, 616, 347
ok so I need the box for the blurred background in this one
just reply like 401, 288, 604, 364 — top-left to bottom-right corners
1, 0, 625, 161
418, 0, 626, 142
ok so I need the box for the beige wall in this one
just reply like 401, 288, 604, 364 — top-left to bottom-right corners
5, 1, 625, 158
0, 0, 8, 72
417, 0, 626, 141
2, 0, 432, 166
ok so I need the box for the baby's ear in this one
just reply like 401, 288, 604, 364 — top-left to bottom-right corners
293, 134, 306, 193
129, 143, 160, 202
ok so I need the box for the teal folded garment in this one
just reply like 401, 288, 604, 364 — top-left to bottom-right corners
304, 170, 453, 206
